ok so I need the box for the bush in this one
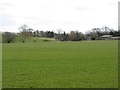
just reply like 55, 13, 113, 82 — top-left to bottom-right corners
33, 40, 36, 43
42, 39, 49, 42
2, 32, 17, 43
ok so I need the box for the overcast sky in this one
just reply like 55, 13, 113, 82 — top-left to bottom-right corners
0, 0, 119, 33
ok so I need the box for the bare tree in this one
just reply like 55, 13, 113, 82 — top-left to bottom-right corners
18, 24, 32, 42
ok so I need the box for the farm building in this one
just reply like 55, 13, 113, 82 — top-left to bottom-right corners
100, 35, 113, 40
111, 37, 120, 40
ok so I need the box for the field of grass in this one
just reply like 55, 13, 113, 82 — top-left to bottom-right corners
2, 40, 118, 88
15, 37, 56, 43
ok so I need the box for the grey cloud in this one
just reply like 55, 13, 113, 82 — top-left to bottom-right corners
0, 2, 14, 10
60, 22, 79, 25
0, 2, 13, 6
0, 15, 15, 26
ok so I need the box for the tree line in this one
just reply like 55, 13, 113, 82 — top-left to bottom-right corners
2, 24, 120, 43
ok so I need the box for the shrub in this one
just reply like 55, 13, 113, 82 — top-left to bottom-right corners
2, 32, 17, 43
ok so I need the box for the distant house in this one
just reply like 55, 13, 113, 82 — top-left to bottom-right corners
111, 37, 120, 40
100, 35, 113, 40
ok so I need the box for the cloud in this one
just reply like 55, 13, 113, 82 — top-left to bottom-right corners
0, 15, 15, 26
75, 7, 95, 11
0, 1, 14, 11
0, 0, 119, 32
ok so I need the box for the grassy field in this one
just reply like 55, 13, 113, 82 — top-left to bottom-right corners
2, 40, 118, 88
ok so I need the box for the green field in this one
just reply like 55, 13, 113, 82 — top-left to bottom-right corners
2, 40, 118, 88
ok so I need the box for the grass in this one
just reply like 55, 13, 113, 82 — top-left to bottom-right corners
2, 40, 118, 88
15, 37, 56, 43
